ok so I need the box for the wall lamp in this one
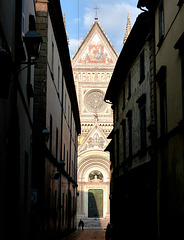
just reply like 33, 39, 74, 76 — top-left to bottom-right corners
67, 175, 72, 182
59, 160, 65, 168
52, 172, 60, 180
42, 128, 50, 142
72, 183, 78, 188
51, 170, 60, 180
22, 28, 43, 98
23, 29, 42, 58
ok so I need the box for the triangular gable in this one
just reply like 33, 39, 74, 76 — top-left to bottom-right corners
72, 21, 118, 68
78, 125, 109, 152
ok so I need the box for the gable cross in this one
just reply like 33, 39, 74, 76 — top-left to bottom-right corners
94, 6, 99, 21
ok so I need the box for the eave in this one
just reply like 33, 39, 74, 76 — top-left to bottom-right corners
48, 0, 81, 134
137, 0, 159, 11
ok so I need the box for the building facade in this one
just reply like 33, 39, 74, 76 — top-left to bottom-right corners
72, 19, 118, 228
105, 12, 157, 239
137, 0, 184, 239
106, 0, 184, 239
0, 0, 80, 239
0, 1, 40, 239
32, 0, 81, 239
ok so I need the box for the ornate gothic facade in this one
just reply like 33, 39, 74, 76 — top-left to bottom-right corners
72, 19, 118, 228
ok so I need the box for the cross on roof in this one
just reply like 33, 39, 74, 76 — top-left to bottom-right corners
94, 6, 99, 21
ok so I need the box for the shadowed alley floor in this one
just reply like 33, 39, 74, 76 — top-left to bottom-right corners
62, 230, 105, 240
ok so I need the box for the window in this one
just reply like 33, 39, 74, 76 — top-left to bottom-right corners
156, 66, 167, 136
71, 160, 73, 179
61, 73, 64, 104
122, 85, 125, 109
56, 127, 58, 161
63, 144, 65, 163
65, 93, 67, 114
160, 82, 167, 135
68, 104, 71, 125
67, 150, 69, 173
58, 65, 60, 91
121, 119, 126, 161
181, 52, 184, 117
21, 2, 25, 37
54, 190, 57, 228
174, 33, 184, 118
116, 104, 119, 121
140, 50, 145, 83
49, 114, 53, 153
126, 110, 132, 157
62, 193, 64, 225
66, 194, 68, 222
140, 103, 147, 149
158, 1, 164, 44
24, 151, 28, 214
51, 42, 54, 73
89, 170, 103, 181
128, 73, 131, 99
137, 94, 147, 149
115, 129, 119, 170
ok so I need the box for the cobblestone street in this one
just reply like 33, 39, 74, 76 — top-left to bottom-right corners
62, 230, 105, 240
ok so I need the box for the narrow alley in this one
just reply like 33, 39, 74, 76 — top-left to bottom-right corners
1, 0, 184, 240
62, 230, 105, 240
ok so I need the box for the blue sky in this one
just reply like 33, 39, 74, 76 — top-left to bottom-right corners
60, 0, 141, 57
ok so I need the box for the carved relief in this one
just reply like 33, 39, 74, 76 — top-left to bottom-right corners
73, 72, 112, 83
82, 133, 106, 151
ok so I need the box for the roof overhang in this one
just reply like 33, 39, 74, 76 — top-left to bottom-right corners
137, 0, 159, 11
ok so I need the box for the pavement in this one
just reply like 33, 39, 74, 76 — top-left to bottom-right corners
62, 230, 105, 240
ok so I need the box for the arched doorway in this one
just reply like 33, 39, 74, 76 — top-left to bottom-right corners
77, 151, 110, 228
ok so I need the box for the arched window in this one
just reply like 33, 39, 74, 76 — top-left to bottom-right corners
89, 170, 103, 182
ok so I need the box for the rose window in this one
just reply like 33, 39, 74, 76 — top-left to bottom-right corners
84, 90, 107, 113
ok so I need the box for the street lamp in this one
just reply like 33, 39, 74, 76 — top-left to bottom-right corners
23, 29, 43, 98
42, 128, 50, 142
23, 29, 42, 58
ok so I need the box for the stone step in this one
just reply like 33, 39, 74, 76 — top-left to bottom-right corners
78, 218, 109, 229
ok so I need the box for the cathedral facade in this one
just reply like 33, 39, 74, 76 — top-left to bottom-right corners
72, 19, 118, 228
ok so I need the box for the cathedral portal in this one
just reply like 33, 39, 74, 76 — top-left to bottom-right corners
72, 18, 118, 228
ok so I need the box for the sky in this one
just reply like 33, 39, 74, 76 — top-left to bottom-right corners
60, 0, 141, 58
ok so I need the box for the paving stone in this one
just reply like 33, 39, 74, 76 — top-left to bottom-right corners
62, 230, 105, 240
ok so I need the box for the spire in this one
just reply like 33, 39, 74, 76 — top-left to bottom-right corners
63, 13, 69, 44
123, 13, 131, 45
